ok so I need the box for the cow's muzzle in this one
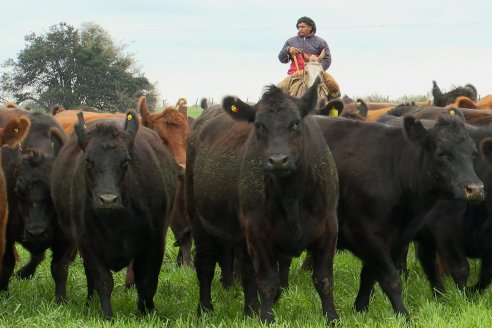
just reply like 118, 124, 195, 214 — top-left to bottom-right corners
94, 193, 124, 211
464, 183, 485, 202
24, 225, 50, 242
266, 154, 292, 172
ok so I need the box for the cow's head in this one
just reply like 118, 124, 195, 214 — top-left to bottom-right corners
14, 121, 64, 245
223, 77, 320, 177
432, 80, 478, 107
403, 109, 484, 201
138, 96, 190, 170
19, 112, 66, 157
14, 151, 56, 247
75, 111, 139, 213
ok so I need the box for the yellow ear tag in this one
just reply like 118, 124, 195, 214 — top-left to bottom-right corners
449, 109, 455, 117
127, 114, 133, 121
356, 102, 362, 106
329, 108, 339, 117
231, 105, 238, 113
13, 128, 19, 134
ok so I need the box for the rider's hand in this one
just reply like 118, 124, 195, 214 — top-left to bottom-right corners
289, 47, 300, 56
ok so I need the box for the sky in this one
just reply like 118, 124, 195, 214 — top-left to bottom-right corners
1, 0, 491, 108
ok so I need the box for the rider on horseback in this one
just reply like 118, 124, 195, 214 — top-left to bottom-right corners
278, 16, 340, 100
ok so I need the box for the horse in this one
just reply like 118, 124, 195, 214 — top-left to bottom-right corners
278, 49, 340, 105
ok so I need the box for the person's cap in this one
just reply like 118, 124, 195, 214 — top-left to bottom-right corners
296, 16, 316, 34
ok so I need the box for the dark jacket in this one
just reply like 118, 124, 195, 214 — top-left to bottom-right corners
278, 33, 332, 74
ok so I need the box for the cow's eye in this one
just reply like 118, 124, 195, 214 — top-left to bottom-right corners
121, 160, 129, 169
86, 159, 94, 170
438, 151, 452, 161
255, 123, 266, 134
15, 184, 24, 197
291, 120, 301, 132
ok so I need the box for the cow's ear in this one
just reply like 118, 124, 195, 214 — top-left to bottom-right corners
124, 111, 139, 144
0, 115, 30, 147
480, 137, 492, 165
299, 76, 320, 117
74, 111, 89, 151
49, 127, 66, 156
403, 116, 427, 145
455, 96, 476, 109
432, 80, 442, 99
355, 99, 368, 119
138, 96, 153, 128
222, 96, 255, 122
319, 99, 344, 117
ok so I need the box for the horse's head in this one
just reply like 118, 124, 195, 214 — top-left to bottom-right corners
302, 48, 326, 93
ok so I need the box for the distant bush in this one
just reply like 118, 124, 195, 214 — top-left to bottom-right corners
359, 93, 431, 103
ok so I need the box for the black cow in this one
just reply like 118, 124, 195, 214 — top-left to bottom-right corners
0, 111, 66, 292
413, 125, 492, 294
314, 111, 484, 319
432, 80, 477, 107
187, 79, 339, 324
50, 111, 178, 319
320, 98, 369, 120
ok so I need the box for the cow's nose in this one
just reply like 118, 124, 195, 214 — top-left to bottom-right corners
267, 154, 289, 170
25, 226, 48, 239
465, 183, 485, 202
100, 193, 118, 204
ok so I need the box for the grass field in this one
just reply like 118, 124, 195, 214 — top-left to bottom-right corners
1, 235, 492, 328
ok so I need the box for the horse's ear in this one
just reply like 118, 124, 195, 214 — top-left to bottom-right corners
301, 52, 310, 63
317, 48, 326, 63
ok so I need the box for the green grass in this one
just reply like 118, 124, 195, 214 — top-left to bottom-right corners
187, 106, 203, 119
1, 237, 491, 327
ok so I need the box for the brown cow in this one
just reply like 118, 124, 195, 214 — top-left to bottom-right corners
137, 96, 192, 267
449, 95, 492, 110
366, 101, 433, 122
54, 110, 126, 135
0, 115, 31, 271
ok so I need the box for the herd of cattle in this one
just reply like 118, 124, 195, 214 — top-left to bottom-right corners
0, 79, 491, 324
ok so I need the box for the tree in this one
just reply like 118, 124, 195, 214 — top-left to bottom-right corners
1, 22, 157, 112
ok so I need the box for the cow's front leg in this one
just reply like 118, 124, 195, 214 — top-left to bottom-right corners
247, 236, 278, 324
80, 248, 114, 320
239, 247, 258, 316
354, 263, 376, 312
193, 225, 219, 314
16, 250, 45, 279
51, 237, 76, 303
133, 241, 164, 315
310, 218, 339, 324
0, 241, 17, 292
